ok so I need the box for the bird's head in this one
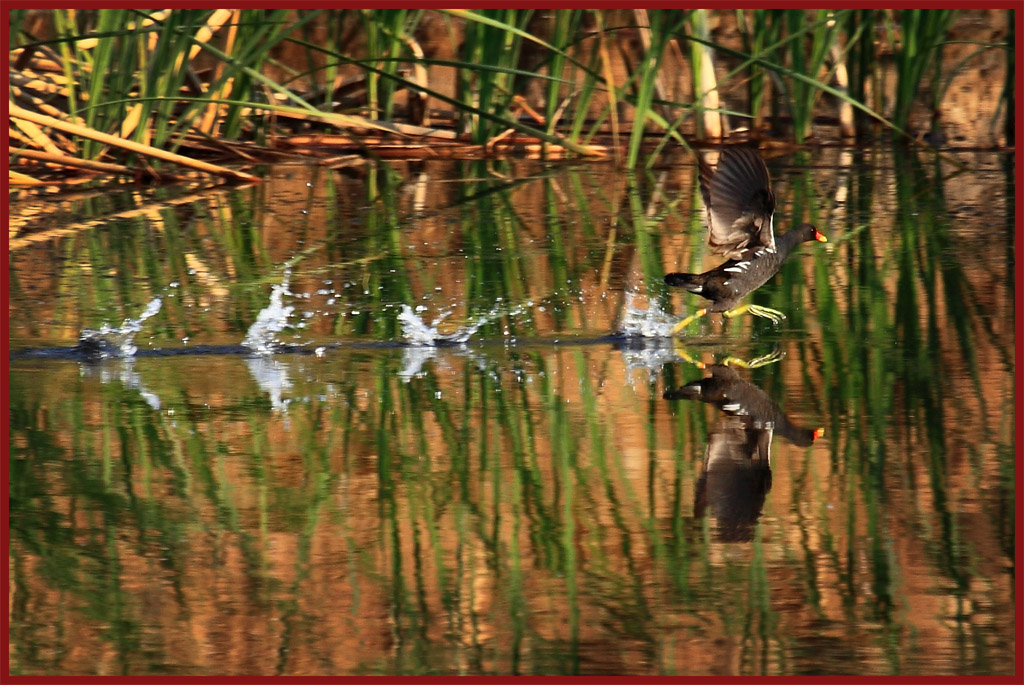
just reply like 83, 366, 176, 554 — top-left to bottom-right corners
798, 223, 828, 243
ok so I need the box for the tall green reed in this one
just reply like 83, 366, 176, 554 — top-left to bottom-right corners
841, 10, 881, 136
14, 9, 315, 159
625, 9, 689, 166
12, 8, 998, 167
453, 9, 533, 144
735, 9, 784, 133
731, 9, 844, 142
359, 9, 424, 122
884, 9, 958, 134
784, 9, 841, 142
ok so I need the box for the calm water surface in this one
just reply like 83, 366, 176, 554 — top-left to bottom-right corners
8, 147, 1015, 676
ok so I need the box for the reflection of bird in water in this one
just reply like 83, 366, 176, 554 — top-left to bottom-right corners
664, 362, 823, 542
691, 415, 774, 543
666, 147, 827, 334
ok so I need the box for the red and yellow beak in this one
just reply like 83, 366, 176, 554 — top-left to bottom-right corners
814, 229, 828, 243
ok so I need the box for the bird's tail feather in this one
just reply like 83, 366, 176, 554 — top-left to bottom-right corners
664, 272, 704, 293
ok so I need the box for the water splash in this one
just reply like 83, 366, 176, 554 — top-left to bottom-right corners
619, 338, 681, 387
398, 302, 530, 346
398, 346, 440, 381
399, 344, 491, 383
618, 292, 683, 338
242, 275, 295, 355
244, 357, 293, 411
78, 297, 163, 358
397, 303, 525, 380
80, 358, 162, 410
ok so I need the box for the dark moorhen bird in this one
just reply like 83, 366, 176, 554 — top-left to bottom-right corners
666, 147, 827, 335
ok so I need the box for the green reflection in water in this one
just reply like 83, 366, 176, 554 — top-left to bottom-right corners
8, 146, 1014, 676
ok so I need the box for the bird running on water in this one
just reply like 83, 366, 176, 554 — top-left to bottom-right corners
665, 147, 827, 335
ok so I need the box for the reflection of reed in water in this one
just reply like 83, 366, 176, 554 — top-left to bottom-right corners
664, 362, 822, 543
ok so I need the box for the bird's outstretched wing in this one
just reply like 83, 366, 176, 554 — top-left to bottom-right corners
699, 147, 776, 259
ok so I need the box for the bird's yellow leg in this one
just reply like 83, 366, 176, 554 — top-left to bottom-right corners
671, 341, 707, 368
723, 303, 787, 324
671, 308, 708, 336
720, 348, 785, 369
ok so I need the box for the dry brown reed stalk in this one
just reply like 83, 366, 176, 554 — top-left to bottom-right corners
10, 102, 260, 182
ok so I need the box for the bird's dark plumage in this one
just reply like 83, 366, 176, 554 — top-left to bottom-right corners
664, 364, 820, 447
665, 147, 827, 318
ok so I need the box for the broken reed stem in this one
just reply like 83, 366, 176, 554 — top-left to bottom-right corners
10, 147, 183, 179
9, 102, 260, 182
